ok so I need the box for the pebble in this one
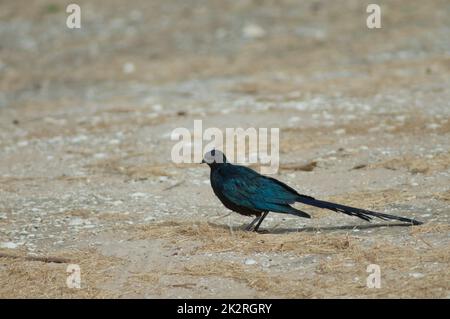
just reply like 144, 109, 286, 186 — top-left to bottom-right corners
242, 24, 266, 39
426, 123, 440, 130
68, 218, 85, 226
244, 258, 257, 265
94, 153, 107, 159
109, 139, 120, 145
131, 192, 147, 198
409, 272, 425, 279
152, 104, 163, 112
71, 135, 88, 143
1, 242, 20, 249
334, 128, 346, 135
17, 141, 29, 147
123, 62, 135, 74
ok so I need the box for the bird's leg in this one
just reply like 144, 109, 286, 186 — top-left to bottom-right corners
253, 212, 269, 232
245, 216, 261, 231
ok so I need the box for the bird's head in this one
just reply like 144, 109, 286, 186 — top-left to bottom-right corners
201, 149, 227, 167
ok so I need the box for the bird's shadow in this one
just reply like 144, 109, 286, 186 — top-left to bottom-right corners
263, 222, 414, 234
210, 222, 415, 234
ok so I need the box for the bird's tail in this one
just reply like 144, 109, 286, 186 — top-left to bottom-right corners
296, 196, 422, 225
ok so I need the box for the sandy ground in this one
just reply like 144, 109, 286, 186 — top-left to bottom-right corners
0, 0, 449, 298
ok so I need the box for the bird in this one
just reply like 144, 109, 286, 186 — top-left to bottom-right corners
201, 149, 422, 232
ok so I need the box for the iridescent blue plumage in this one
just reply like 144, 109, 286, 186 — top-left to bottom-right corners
202, 149, 422, 231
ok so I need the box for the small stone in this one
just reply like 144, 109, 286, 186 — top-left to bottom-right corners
345, 263, 355, 267
68, 218, 85, 226
17, 141, 28, 147
109, 139, 120, 145
152, 104, 162, 112
123, 62, 135, 74
244, 258, 257, 265
131, 192, 147, 198
71, 135, 88, 143
426, 123, 440, 130
1, 242, 20, 249
94, 153, 107, 159
242, 24, 266, 39
409, 272, 425, 279
334, 128, 346, 135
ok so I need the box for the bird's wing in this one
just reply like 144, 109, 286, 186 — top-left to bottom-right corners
219, 165, 301, 211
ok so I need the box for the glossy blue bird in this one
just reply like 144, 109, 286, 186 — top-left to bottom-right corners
202, 149, 422, 232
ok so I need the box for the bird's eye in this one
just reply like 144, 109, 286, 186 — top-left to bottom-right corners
211, 149, 215, 156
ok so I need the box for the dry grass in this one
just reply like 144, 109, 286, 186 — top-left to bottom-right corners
85, 157, 173, 178
172, 261, 312, 297
370, 152, 450, 174
84, 155, 193, 179
280, 161, 318, 172
0, 248, 124, 298
434, 189, 450, 202
133, 221, 357, 255
122, 272, 162, 296
409, 223, 450, 235
130, 220, 450, 298
279, 115, 450, 155
329, 189, 417, 210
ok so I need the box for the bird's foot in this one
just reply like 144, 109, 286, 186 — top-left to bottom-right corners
244, 216, 261, 231
244, 224, 256, 231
